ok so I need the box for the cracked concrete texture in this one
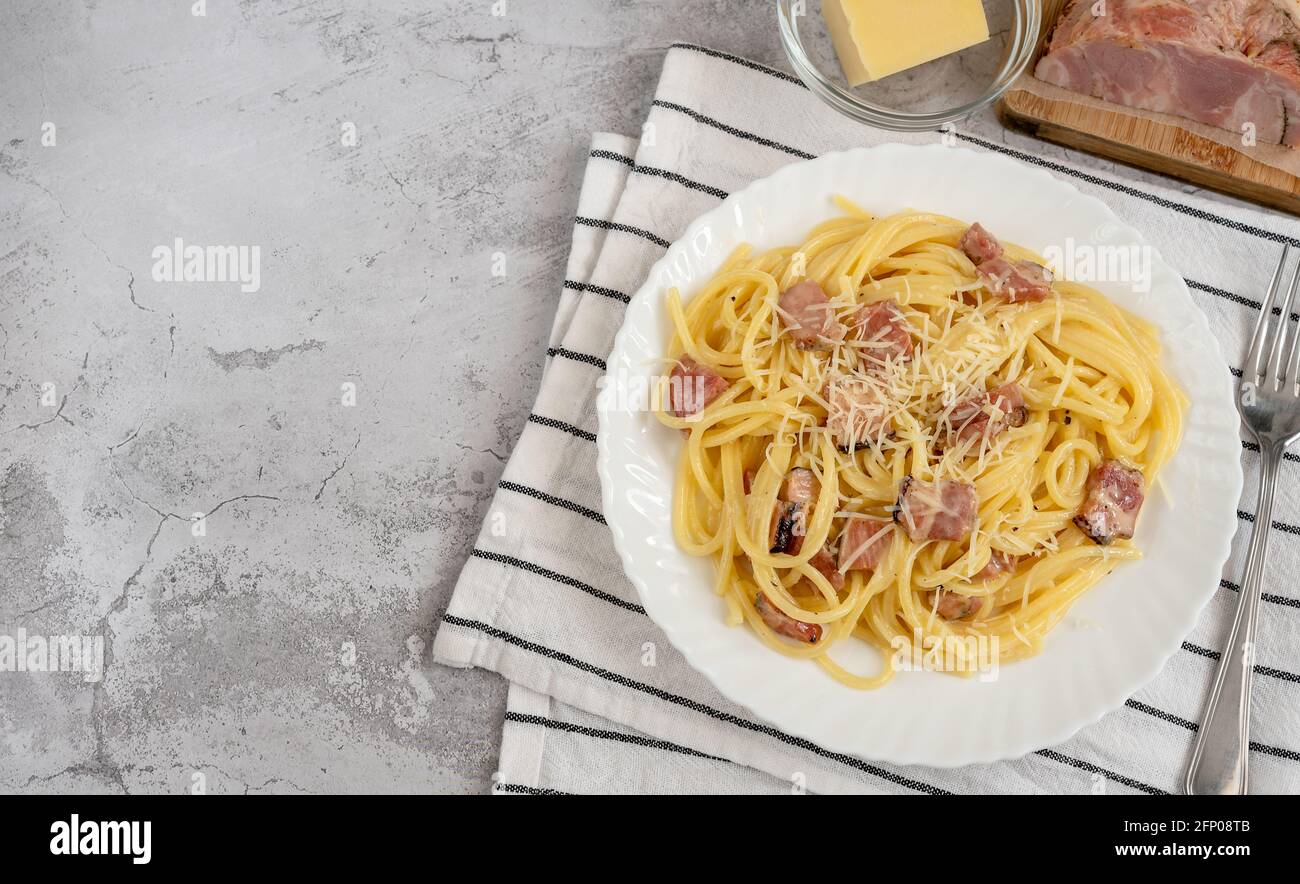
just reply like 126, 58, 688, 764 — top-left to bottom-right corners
0, 1, 1246, 795
2, 0, 776, 796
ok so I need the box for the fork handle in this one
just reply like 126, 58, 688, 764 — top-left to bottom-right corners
1184, 442, 1281, 795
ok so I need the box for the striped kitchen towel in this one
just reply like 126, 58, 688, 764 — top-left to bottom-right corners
433, 44, 1300, 794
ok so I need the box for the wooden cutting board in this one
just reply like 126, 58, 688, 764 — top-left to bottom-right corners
997, 0, 1300, 215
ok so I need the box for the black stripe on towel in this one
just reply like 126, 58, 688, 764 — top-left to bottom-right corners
1241, 439, 1300, 464
590, 148, 635, 167
575, 216, 671, 249
1181, 640, 1218, 662
629, 164, 729, 200
1183, 636, 1300, 683
1186, 278, 1300, 324
651, 99, 815, 160
498, 480, 605, 525
1256, 664, 1300, 684
1126, 699, 1199, 731
528, 414, 597, 443
669, 42, 805, 86
1187, 278, 1300, 322
505, 711, 731, 763
1250, 742, 1300, 762
546, 346, 606, 371
1186, 278, 1263, 311
495, 782, 568, 795
1126, 699, 1299, 761
563, 279, 631, 304
1032, 749, 1165, 795
1238, 509, 1300, 536
589, 149, 730, 200
1219, 577, 1300, 610
468, 549, 645, 614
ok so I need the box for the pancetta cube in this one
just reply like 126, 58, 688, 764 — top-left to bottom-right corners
894, 477, 978, 542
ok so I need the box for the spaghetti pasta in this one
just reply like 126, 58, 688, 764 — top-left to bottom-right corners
654, 205, 1185, 690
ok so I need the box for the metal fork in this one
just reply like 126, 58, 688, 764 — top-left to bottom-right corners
1185, 246, 1300, 795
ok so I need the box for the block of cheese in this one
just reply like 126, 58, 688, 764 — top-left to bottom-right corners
824, 0, 991, 86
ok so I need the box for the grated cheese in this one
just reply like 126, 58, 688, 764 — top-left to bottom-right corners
1051, 356, 1075, 408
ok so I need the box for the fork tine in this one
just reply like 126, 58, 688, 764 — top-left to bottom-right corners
1268, 256, 1300, 389
1248, 246, 1291, 384
1288, 276, 1300, 396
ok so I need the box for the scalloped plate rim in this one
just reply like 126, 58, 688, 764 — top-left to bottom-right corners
596, 143, 1244, 768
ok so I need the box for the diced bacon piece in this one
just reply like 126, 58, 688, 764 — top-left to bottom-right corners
769, 500, 808, 555
809, 545, 845, 592
743, 469, 756, 494
959, 222, 1003, 264
837, 519, 893, 572
781, 467, 820, 505
977, 257, 1054, 303
973, 549, 1019, 581
894, 477, 978, 542
946, 382, 1028, 446
990, 383, 1027, 425
1074, 460, 1145, 545
767, 469, 822, 554
755, 593, 822, 643
851, 300, 915, 365
778, 280, 846, 351
825, 375, 894, 451
926, 589, 983, 621
667, 356, 729, 418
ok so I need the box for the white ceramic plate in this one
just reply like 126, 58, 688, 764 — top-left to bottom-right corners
596, 144, 1243, 767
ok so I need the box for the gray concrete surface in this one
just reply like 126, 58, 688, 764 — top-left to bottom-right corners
0, 1, 1244, 794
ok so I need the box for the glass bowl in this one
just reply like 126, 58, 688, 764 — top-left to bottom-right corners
777, 0, 1042, 131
